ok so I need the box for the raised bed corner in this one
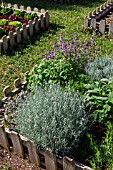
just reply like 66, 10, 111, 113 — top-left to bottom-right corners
0, 3, 50, 53
84, 0, 113, 35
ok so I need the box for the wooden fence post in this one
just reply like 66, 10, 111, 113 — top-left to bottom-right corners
99, 20, 106, 34
16, 28, 21, 43
0, 126, 9, 150
10, 131, 24, 158
109, 21, 113, 34
91, 19, 96, 29
9, 31, 15, 47
44, 149, 57, 170
26, 140, 40, 166
63, 157, 75, 170
2, 35, 8, 51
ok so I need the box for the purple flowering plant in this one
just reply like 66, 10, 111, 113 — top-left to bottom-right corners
28, 33, 99, 92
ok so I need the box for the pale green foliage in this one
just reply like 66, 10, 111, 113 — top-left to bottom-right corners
14, 84, 89, 156
85, 56, 113, 80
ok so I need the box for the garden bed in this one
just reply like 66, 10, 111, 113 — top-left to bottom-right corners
0, 3, 49, 53
84, 0, 113, 34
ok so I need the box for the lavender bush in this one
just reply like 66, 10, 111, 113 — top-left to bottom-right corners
14, 84, 90, 156
85, 56, 113, 81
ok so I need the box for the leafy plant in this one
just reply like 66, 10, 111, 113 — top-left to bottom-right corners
0, 27, 3, 34
27, 33, 98, 89
14, 84, 90, 156
24, 12, 37, 20
13, 10, 26, 17
0, 19, 9, 25
88, 122, 113, 170
85, 78, 113, 122
85, 56, 113, 81
8, 21, 22, 28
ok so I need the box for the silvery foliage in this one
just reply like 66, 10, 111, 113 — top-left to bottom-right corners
85, 56, 113, 81
14, 84, 89, 156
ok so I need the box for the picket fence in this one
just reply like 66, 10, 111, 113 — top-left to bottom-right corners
0, 77, 93, 170
84, 0, 113, 34
0, 3, 49, 53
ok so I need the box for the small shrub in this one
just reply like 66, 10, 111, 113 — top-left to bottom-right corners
8, 21, 22, 28
85, 78, 113, 122
24, 12, 37, 20
14, 84, 90, 156
0, 27, 4, 34
85, 56, 113, 80
0, 19, 9, 25
13, 10, 26, 17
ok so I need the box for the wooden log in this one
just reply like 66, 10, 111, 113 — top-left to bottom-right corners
26, 140, 40, 166
0, 41, 2, 53
34, 7, 38, 12
22, 24, 27, 39
84, 16, 89, 29
27, 6, 31, 12
10, 131, 24, 158
2, 35, 8, 51
63, 157, 75, 170
109, 21, 113, 34
0, 126, 9, 150
34, 17, 39, 32
14, 4, 18, 10
99, 20, 106, 34
16, 27, 21, 43
8, 3, 12, 8
9, 31, 15, 47
44, 149, 57, 170
20, 5, 24, 10
14, 78, 21, 89
91, 19, 96, 29
40, 14, 44, 29
3, 86, 11, 97
28, 20, 34, 36
88, 12, 92, 18
45, 11, 50, 28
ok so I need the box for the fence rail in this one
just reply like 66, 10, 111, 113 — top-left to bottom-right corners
0, 125, 93, 170
0, 3, 50, 53
84, 0, 113, 34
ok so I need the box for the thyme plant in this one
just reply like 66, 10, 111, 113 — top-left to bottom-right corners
14, 84, 90, 156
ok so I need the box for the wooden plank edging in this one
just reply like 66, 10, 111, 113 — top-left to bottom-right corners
0, 125, 93, 170
0, 3, 50, 53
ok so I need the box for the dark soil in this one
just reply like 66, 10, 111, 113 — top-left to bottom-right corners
0, 146, 40, 170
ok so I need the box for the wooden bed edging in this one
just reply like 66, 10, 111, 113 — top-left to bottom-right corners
0, 125, 93, 170
84, 0, 113, 34
0, 3, 50, 53
0, 75, 28, 108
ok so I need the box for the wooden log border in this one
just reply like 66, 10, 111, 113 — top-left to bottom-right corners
0, 3, 50, 53
0, 125, 93, 170
84, 0, 113, 34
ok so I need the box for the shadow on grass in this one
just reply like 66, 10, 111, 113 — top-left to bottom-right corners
2, 22, 65, 57
3, 0, 106, 10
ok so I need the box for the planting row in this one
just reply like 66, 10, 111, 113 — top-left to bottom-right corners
84, 0, 113, 34
0, 3, 49, 53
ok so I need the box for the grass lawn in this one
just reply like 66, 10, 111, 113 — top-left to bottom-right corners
0, 0, 113, 98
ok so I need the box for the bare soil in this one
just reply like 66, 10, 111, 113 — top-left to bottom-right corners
0, 146, 40, 170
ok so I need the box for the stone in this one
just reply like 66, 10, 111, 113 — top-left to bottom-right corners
20, 5, 24, 10
22, 24, 27, 39
91, 19, 96, 29
84, 16, 89, 29
14, 4, 18, 10
27, 6, 31, 12
99, 20, 106, 34
34, 17, 39, 32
